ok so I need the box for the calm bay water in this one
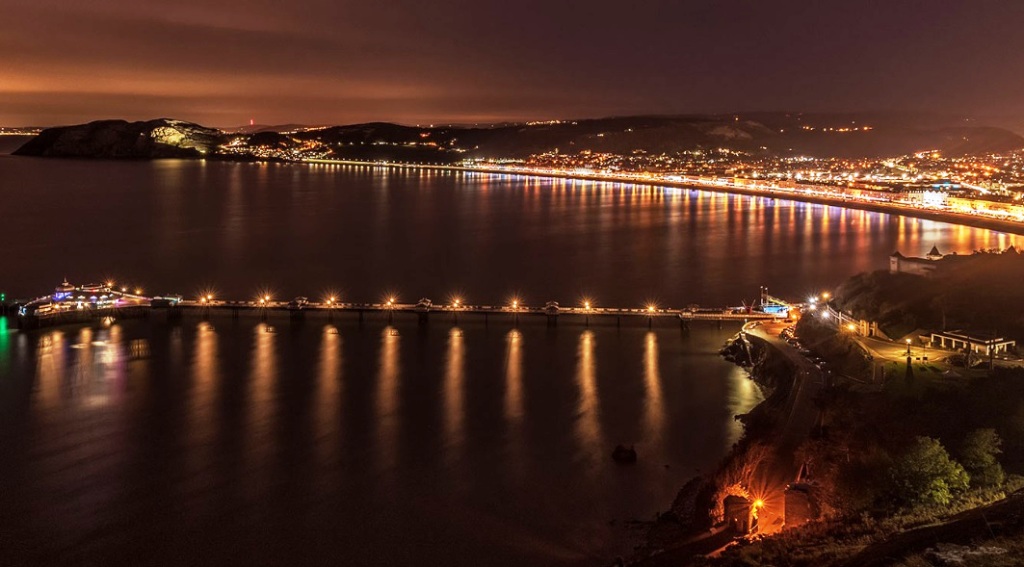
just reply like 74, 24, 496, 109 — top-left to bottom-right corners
0, 146, 1019, 566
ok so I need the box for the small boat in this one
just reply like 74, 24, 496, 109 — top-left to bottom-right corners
612, 444, 637, 464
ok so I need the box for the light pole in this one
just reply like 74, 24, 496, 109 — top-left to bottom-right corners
906, 338, 912, 356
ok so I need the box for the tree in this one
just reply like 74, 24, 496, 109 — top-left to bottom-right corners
959, 429, 1005, 488
888, 436, 969, 507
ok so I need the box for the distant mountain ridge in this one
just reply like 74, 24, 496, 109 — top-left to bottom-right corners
14, 114, 1024, 160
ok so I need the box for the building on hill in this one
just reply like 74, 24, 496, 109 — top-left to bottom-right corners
890, 245, 1019, 277
890, 245, 947, 277
930, 330, 1015, 355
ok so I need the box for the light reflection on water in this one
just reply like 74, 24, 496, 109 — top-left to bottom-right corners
376, 325, 401, 481
642, 331, 664, 450
0, 315, 763, 566
2, 159, 1020, 306
574, 330, 602, 468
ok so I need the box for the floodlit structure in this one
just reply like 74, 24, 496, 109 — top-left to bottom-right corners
930, 330, 1015, 354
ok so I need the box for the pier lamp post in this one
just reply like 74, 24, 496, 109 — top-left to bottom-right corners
906, 338, 912, 356
451, 297, 462, 324
647, 304, 656, 328
583, 300, 592, 326
386, 296, 396, 323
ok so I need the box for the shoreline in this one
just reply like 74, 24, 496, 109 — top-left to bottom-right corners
305, 158, 1024, 237
632, 327, 801, 564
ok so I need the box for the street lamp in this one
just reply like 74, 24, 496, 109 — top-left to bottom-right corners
906, 338, 912, 356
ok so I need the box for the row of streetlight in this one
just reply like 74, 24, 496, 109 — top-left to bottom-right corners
198, 291, 661, 313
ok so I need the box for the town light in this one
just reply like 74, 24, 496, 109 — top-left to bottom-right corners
647, 304, 656, 313
453, 298, 461, 307
846, 323, 856, 331
821, 292, 831, 300
584, 300, 591, 310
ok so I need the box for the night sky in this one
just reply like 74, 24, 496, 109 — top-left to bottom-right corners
4, 0, 1024, 127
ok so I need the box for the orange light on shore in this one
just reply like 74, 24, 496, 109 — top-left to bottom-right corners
647, 304, 656, 313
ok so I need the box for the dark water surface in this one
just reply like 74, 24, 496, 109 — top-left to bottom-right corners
0, 149, 1019, 566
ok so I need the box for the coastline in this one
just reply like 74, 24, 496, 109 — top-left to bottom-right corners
305, 158, 1024, 237
631, 327, 803, 565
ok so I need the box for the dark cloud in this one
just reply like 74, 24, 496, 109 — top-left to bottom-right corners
3, 0, 1024, 126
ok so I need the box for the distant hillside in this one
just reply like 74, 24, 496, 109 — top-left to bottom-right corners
14, 113, 1024, 160
13, 119, 223, 158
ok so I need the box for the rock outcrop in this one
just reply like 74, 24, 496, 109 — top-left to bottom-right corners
13, 119, 223, 158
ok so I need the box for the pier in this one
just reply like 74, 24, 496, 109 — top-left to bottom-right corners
10, 281, 793, 330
